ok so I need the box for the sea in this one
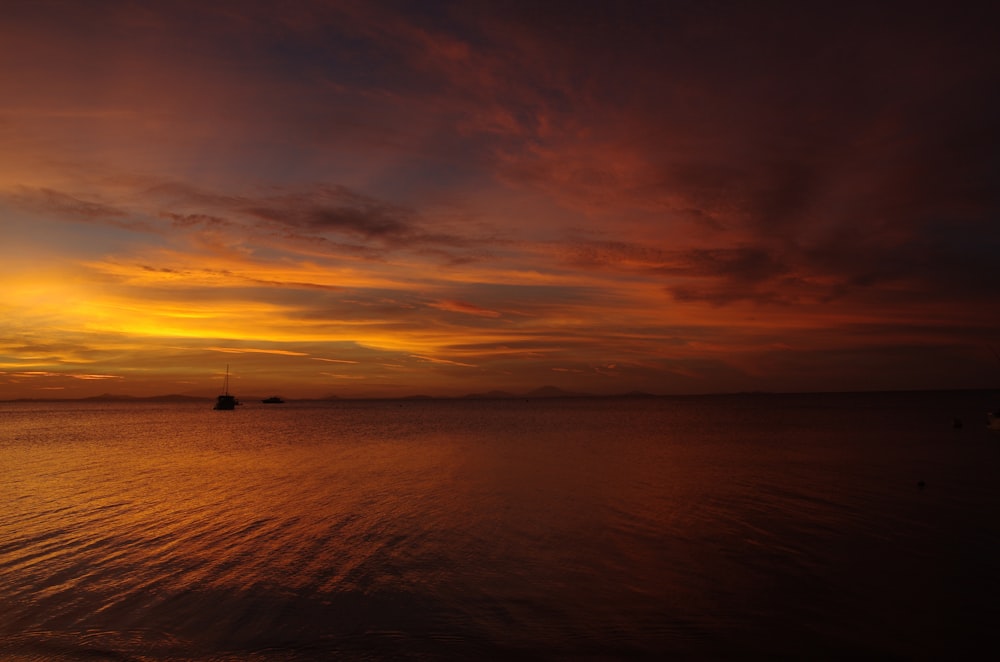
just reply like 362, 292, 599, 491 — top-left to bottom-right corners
2, 390, 999, 661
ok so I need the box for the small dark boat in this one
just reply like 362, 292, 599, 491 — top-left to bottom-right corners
262, 396, 285, 404
213, 365, 239, 410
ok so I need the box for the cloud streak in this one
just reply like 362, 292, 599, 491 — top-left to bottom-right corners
2, 1, 999, 398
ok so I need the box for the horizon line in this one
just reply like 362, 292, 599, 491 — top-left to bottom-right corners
2, 386, 996, 404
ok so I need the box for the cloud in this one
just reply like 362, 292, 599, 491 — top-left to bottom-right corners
206, 347, 309, 356
5, 178, 497, 271
161, 212, 233, 229
4, 370, 120, 380
409, 354, 477, 368
3, 1, 999, 398
428, 299, 501, 318
245, 186, 415, 241
1, 187, 133, 224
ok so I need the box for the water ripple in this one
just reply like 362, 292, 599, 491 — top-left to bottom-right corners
3, 395, 1000, 659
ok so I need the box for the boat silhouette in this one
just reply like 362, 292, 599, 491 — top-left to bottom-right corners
213, 365, 239, 410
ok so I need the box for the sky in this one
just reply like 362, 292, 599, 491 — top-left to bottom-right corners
2, 0, 1000, 399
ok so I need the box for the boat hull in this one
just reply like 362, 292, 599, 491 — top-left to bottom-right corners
214, 395, 238, 410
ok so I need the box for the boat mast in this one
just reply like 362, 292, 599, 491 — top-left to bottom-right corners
222, 364, 230, 395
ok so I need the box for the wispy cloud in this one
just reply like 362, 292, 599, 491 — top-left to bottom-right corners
206, 347, 310, 357
410, 354, 478, 368
2, 1, 998, 397
428, 300, 502, 318
5, 370, 121, 380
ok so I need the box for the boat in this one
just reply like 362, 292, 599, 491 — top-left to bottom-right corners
213, 365, 239, 410
261, 396, 285, 404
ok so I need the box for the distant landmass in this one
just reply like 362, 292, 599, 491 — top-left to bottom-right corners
462, 390, 518, 399
523, 385, 590, 398
4, 393, 211, 403
461, 386, 586, 399
84, 393, 210, 402
461, 385, 657, 399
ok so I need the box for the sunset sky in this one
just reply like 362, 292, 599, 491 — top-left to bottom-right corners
2, 0, 999, 399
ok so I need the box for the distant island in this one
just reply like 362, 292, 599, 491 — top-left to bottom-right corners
2, 393, 213, 403
463, 385, 591, 399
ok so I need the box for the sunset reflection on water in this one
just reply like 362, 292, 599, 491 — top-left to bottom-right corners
2, 394, 1000, 659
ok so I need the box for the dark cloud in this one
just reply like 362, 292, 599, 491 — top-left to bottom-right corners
245, 186, 414, 240
143, 183, 478, 258
5, 1, 1000, 397
561, 241, 671, 269
160, 212, 232, 229
3, 187, 128, 223
463, 0, 1000, 307
678, 247, 786, 284
14, 178, 489, 264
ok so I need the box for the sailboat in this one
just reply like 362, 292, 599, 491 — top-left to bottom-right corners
213, 365, 239, 410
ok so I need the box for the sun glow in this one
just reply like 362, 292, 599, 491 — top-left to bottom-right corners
2, 2, 997, 399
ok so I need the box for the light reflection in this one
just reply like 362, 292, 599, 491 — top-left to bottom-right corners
2, 395, 1000, 658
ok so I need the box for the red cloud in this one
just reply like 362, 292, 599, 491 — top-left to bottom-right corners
429, 299, 502, 318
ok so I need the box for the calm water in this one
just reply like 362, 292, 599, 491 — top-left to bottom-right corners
2, 392, 1000, 660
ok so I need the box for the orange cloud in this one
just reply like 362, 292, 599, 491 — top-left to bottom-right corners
428, 300, 501, 318
2, 2, 998, 399
206, 347, 310, 357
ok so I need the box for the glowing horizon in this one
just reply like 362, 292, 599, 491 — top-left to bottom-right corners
3, 1, 999, 400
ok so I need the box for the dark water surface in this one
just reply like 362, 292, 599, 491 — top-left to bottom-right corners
2, 391, 1000, 660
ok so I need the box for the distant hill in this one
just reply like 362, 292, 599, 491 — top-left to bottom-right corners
79, 393, 137, 401
462, 390, 518, 399
616, 390, 659, 398
459, 386, 664, 400
523, 385, 591, 398
83, 393, 210, 402
5, 393, 211, 403
460, 385, 592, 399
